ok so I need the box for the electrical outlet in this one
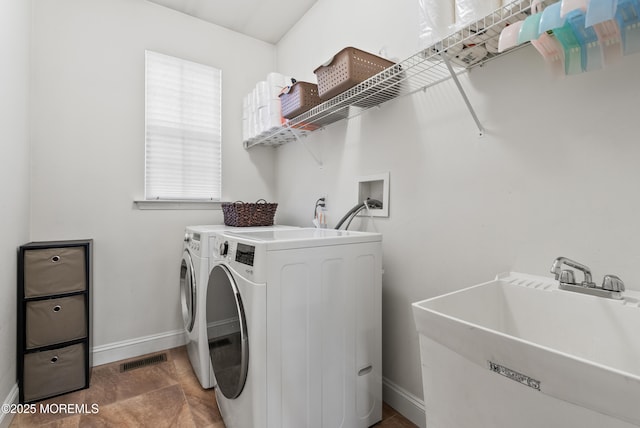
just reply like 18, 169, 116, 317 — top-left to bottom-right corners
314, 195, 329, 228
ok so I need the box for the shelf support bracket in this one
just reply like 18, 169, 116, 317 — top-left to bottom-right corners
287, 126, 323, 167
440, 51, 485, 136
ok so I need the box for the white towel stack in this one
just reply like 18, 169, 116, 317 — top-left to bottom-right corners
242, 72, 291, 143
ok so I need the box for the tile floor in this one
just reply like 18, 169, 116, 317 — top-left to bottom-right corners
10, 346, 417, 427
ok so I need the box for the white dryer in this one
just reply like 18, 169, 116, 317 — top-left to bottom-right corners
180, 224, 295, 389
208, 228, 383, 428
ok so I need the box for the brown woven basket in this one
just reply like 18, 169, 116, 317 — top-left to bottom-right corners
279, 82, 323, 119
221, 200, 278, 227
313, 47, 396, 100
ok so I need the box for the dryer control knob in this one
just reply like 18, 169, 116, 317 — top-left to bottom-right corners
220, 241, 229, 256
184, 233, 190, 243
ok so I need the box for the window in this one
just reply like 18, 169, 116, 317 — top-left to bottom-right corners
145, 50, 222, 201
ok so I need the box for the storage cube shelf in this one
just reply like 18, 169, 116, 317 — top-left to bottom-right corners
17, 239, 92, 403
243, 0, 554, 149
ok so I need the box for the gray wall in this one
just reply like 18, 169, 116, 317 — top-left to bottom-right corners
0, 0, 31, 419
274, 0, 640, 419
29, 0, 277, 350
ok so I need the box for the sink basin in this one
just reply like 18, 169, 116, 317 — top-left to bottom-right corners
412, 272, 640, 428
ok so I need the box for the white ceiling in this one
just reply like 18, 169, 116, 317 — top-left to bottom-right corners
146, 0, 318, 44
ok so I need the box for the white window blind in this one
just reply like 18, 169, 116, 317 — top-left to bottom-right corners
145, 50, 222, 200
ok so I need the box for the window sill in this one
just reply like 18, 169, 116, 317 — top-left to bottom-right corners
134, 200, 223, 210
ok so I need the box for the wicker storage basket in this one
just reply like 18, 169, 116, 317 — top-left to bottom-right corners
279, 82, 323, 119
313, 47, 396, 100
221, 200, 278, 227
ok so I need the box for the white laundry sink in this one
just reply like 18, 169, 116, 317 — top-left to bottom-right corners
412, 272, 640, 428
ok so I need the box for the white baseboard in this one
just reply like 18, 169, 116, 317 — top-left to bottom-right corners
92, 329, 186, 367
0, 384, 19, 428
383, 377, 426, 428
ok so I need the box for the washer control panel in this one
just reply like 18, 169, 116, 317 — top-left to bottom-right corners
235, 243, 255, 266
210, 235, 225, 260
210, 235, 254, 266
185, 232, 201, 254
220, 240, 229, 257
212, 236, 266, 283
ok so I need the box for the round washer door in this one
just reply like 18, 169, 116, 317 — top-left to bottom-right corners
180, 250, 196, 332
207, 264, 249, 399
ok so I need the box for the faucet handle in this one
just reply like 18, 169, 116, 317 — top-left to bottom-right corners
550, 257, 566, 279
602, 274, 625, 292
559, 269, 576, 284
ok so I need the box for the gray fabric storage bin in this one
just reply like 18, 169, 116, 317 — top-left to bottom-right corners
23, 343, 86, 402
25, 295, 87, 349
23, 247, 86, 298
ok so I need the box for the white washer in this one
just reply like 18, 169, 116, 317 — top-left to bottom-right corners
209, 228, 383, 428
179, 224, 295, 389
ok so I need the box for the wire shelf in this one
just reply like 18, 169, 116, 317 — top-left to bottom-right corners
243, 0, 552, 149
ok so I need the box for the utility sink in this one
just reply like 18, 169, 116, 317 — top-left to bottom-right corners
412, 272, 640, 428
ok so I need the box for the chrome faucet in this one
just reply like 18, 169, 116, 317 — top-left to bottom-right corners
550, 257, 624, 300
550, 256, 596, 287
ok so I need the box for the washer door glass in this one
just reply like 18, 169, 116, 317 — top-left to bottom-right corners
207, 264, 249, 399
180, 251, 196, 332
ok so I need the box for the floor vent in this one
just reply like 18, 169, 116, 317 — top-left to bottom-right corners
119, 353, 167, 373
